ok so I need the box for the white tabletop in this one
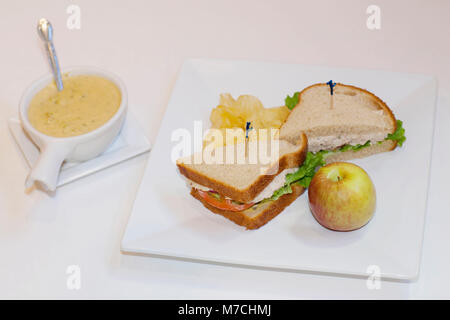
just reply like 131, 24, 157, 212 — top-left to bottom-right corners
1, 0, 449, 299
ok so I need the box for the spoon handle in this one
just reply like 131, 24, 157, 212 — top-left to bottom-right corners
45, 41, 63, 91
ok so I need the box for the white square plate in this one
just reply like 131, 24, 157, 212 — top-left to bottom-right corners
9, 111, 151, 188
121, 59, 437, 280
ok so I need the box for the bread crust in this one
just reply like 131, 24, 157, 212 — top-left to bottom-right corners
191, 184, 305, 230
177, 134, 307, 203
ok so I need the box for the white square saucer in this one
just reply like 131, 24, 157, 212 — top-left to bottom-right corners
9, 111, 151, 188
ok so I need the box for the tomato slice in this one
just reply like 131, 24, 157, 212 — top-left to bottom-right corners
197, 190, 254, 212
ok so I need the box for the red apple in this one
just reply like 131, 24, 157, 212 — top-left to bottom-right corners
308, 162, 376, 231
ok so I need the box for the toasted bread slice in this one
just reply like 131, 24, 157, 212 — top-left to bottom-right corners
280, 83, 397, 158
177, 134, 307, 203
191, 183, 305, 230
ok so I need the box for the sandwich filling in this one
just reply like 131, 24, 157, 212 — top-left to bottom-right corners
186, 168, 297, 212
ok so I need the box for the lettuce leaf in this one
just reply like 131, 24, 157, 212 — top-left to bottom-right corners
285, 92, 300, 110
338, 144, 353, 152
269, 151, 327, 201
348, 140, 371, 151
269, 183, 292, 201
386, 120, 406, 146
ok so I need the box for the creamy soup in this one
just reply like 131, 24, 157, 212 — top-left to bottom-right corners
28, 75, 121, 137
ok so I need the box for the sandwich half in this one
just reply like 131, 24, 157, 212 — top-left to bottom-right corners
280, 83, 406, 163
177, 134, 309, 229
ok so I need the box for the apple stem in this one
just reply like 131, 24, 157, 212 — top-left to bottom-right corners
327, 168, 343, 182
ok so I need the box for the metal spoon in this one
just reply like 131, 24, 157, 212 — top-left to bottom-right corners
37, 18, 63, 91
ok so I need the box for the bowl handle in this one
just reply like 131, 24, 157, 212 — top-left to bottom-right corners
25, 143, 72, 192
